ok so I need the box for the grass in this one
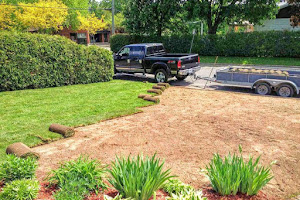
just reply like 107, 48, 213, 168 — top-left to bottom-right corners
200, 56, 300, 66
0, 80, 154, 161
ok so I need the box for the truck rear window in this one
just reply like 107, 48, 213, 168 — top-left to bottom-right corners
147, 45, 165, 55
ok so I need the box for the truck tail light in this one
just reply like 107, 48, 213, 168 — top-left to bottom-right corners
198, 56, 200, 63
177, 60, 182, 69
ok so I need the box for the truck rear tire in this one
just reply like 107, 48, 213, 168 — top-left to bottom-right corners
276, 84, 294, 97
155, 69, 168, 83
176, 75, 188, 81
255, 83, 271, 95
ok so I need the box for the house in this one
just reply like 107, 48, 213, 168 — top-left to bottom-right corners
59, 27, 90, 45
254, 0, 300, 32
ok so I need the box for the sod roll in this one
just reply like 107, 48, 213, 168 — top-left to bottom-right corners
143, 96, 160, 103
147, 89, 163, 95
138, 94, 151, 99
6, 142, 40, 159
157, 83, 170, 88
49, 124, 75, 138
152, 85, 166, 91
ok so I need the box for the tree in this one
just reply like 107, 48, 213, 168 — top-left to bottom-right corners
77, 12, 106, 34
123, 0, 181, 36
0, 4, 18, 30
16, 0, 68, 32
289, 0, 300, 27
186, 0, 279, 34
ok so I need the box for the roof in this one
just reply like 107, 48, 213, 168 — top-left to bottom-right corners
126, 43, 163, 47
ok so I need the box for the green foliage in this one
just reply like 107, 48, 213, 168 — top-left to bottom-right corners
47, 156, 107, 200
163, 179, 207, 200
0, 31, 113, 92
206, 148, 273, 196
123, 0, 181, 36
0, 179, 39, 200
104, 194, 133, 200
0, 154, 37, 183
108, 154, 173, 200
186, 0, 278, 34
110, 32, 300, 58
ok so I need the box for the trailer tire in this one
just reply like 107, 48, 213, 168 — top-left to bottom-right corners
276, 84, 294, 97
255, 82, 271, 95
155, 69, 168, 83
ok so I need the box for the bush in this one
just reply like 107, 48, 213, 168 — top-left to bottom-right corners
108, 154, 173, 200
0, 154, 37, 183
47, 156, 107, 200
163, 179, 207, 200
0, 179, 39, 200
205, 147, 273, 196
110, 32, 300, 58
0, 31, 114, 92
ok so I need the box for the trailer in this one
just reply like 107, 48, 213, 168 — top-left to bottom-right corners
213, 67, 300, 97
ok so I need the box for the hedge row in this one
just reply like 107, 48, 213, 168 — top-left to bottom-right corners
110, 31, 300, 58
0, 31, 114, 92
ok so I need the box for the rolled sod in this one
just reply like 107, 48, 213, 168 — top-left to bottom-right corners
138, 94, 151, 99
147, 89, 162, 95
157, 83, 170, 88
143, 96, 160, 103
153, 85, 166, 91
6, 142, 40, 159
49, 124, 75, 138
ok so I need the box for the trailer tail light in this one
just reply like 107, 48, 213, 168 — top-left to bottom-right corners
177, 60, 182, 69
198, 56, 200, 63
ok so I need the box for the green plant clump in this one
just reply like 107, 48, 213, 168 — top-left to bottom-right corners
0, 31, 114, 92
109, 154, 173, 200
110, 31, 300, 58
0, 154, 37, 183
47, 156, 107, 200
163, 179, 207, 200
0, 179, 39, 200
206, 147, 273, 196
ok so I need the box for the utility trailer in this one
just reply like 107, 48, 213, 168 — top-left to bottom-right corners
213, 67, 300, 97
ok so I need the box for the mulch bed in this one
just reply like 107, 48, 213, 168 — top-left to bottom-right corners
36, 182, 277, 200
202, 187, 277, 200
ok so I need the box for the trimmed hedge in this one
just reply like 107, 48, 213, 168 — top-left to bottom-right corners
0, 31, 114, 92
110, 31, 300, 58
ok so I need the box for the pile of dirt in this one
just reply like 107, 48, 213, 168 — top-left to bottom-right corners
33, 87, 300, 199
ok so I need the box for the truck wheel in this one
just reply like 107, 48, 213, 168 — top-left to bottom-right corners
255, 83, 271, 95
276, 84, 294, 97
176, 75, 188, 81
155, 69, 168, 83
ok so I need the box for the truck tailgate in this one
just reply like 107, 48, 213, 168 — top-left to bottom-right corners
180, 54, 199, 69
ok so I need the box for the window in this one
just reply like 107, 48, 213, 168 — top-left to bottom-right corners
130, 46, 144, 58
77, 33, 87, 39
119, 47, 130, 56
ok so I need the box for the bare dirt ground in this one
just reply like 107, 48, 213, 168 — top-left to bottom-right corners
33, 87, 300, 200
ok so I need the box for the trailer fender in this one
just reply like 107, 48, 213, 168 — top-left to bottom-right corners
252, 79, 299, 95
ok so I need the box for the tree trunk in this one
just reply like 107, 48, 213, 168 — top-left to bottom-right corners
207, 23, 219, 34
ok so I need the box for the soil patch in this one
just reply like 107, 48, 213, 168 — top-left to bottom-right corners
33, 87, 300, 199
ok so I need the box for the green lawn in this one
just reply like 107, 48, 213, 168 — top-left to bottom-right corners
0, 80, 154, 160
200, 56, 300, 66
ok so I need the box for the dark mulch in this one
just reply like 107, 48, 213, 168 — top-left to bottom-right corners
202, 187, 278, 200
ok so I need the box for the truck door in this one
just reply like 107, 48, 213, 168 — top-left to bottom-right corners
114, 46, 131, 72
129, 46, 144, 73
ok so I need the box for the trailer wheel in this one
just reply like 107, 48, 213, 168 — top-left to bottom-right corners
155, 69, 168, 83
276, 84, 294, 97
255, 83, 271, 95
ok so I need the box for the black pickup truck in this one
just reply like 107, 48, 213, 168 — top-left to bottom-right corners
113, 43, 201, 83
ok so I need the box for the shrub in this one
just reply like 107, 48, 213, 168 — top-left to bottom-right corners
0, 154, 37, 183
0, 31, 114, 92
205, 147, 273, 196
47, 156, 107, 200
0, 179, 39, 200
163, 179, 207, 200
110, 32, 300, 58
108, 154, 173, 200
